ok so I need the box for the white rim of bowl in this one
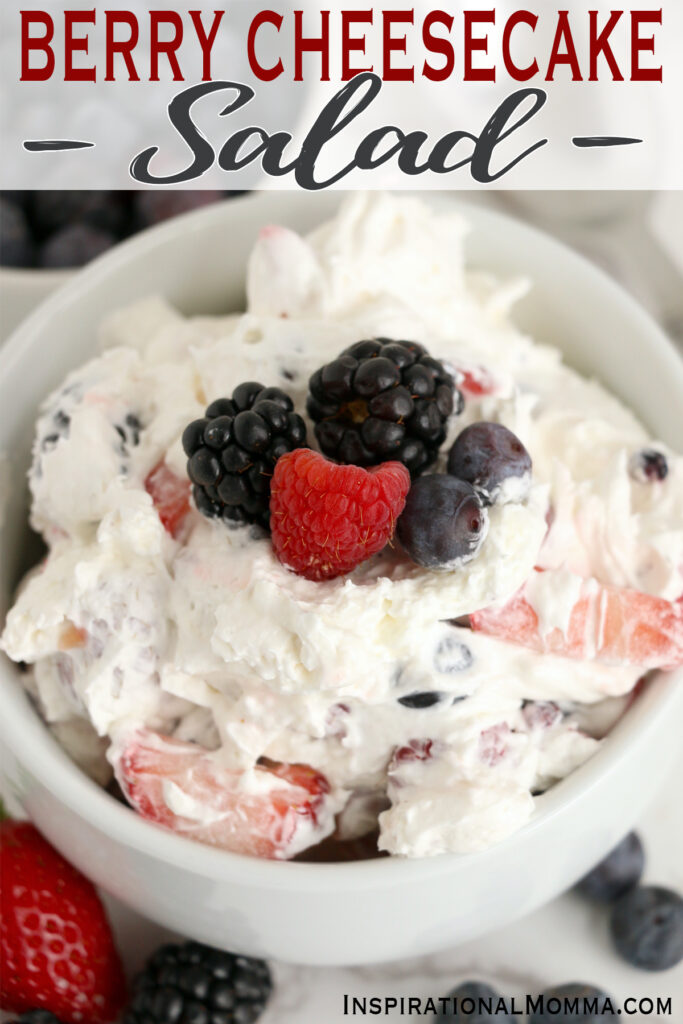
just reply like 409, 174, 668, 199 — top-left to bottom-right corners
1, 192, 682, 890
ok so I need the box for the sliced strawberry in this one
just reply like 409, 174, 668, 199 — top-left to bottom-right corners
456, 364, 497, 396
471, 571, 683, 668
144, 461, 191, 538
390, 739, 438, 768
113, 729, 332, 859
479, 724, 511, 766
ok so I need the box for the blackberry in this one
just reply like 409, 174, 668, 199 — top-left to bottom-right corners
183, 382, 307, 529
123, 941, 272, 1024
307, 338, 460, 475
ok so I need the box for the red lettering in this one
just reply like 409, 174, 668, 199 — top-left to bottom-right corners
383, 10, 414, 82
294, 10, 330, 82
105, 11, 139, 82
502, 11, 538, 82
589, 10, 623, 81
341, 10, 373, 80
189, 10, 224, 82
64, 10, 96, 82
20, 12, 55, 81
631, 10, 662, 81
422, 10, 454, 82
247, 11, 283, 81
150, 11, 184, 82
546, 11, 582, 81
464, 10, 496, 82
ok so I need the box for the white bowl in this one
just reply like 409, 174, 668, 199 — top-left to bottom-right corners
1, 193, 682, 967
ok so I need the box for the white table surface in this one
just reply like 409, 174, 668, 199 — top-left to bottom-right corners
1, 192, 682, 1022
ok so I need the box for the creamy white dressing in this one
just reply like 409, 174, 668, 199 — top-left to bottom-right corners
2, 194, 681, 858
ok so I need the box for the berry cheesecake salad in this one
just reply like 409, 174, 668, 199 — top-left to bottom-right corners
2, 194, 683, 861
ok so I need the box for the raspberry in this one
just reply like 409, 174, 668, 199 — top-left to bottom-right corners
269, 449, 410, 581
307, 338, 460, 475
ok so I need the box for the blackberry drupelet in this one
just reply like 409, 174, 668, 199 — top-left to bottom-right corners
183, 382, 307, 529
307, 338, 461, 475
123, 941, 272, 1024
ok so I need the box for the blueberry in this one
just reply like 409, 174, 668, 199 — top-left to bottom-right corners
434, 637, 473, 674
447, 422, 532, 505
610, 885, 683, 970
529, 983, 616, 1022
39, 224, 116, 268
397, 475, 488, 569
398, 691, 444, 708
0, 198, 35, 267
576, 832, 644, 903
436, 980, 510, 1023
31, 190, 128, 237
628, 448, 668, 483
133, 190, 224, 228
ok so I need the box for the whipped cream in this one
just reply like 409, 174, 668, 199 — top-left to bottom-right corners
2, 193, 681, 859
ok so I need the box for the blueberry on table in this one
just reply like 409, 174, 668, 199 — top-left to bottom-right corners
39, 223, 117, 268
0, 198, 36, 267
133, 189, 225, 228
576, 831, 644, 902
529, 983, 616, 1022
610, 885, 683, 970
628, 448, 668, 483
436, 980, 510, 1022
447, 421, 532, 505
123, 940, 272, 1024
397, 475, 487, 569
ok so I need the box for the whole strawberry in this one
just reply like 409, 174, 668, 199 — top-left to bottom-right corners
0, 819, 125, 1023
270, 448, 410, 581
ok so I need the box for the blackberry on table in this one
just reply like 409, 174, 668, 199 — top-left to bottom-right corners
123, 941, 272, 1024
307, 338, 460, 475
183, 382, 307, 529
